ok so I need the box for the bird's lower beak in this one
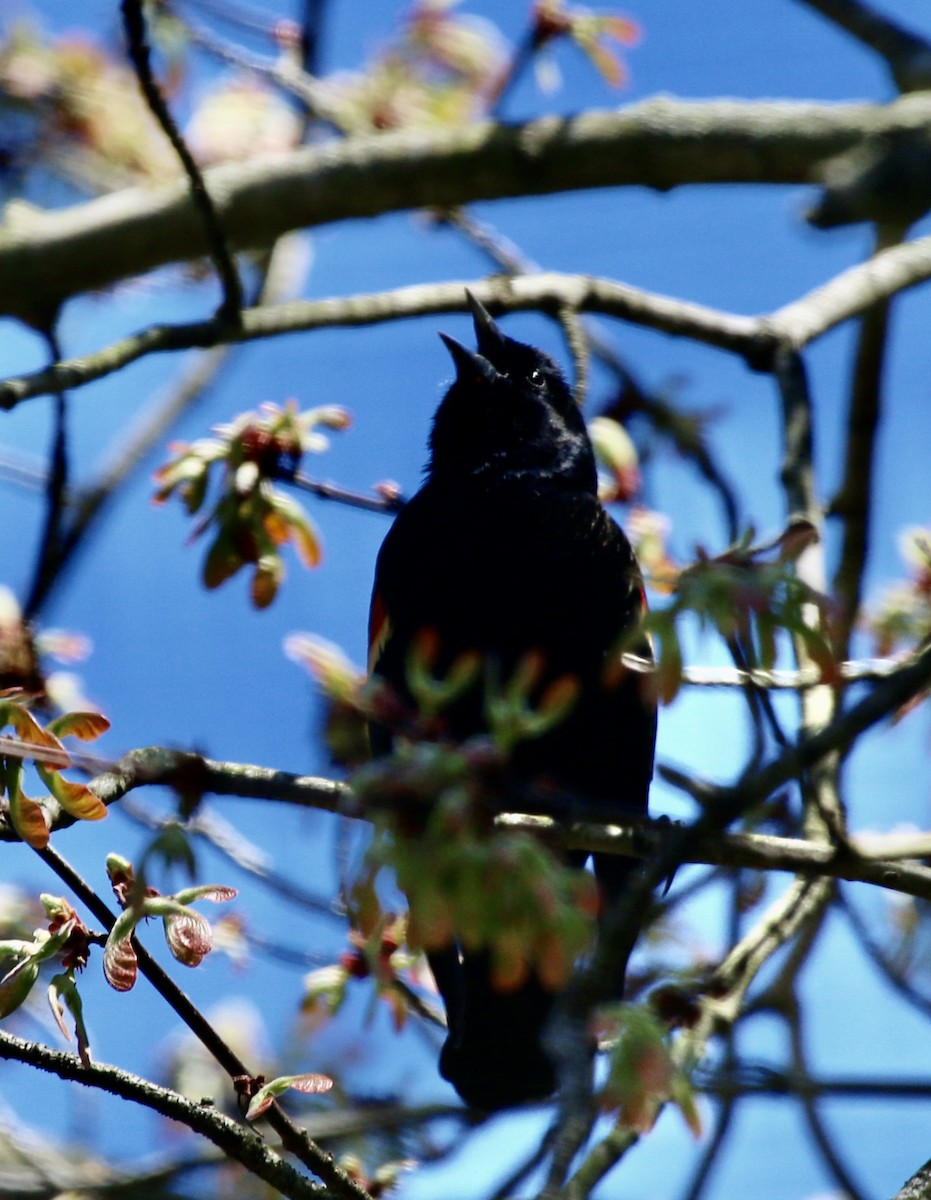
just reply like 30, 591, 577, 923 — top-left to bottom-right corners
439, 333, 500, 387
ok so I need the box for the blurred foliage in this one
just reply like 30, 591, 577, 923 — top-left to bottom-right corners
0, 585, 95, 712
0, 0, 640, 198
0, 20, 179, 194
597, 1001, 701, 1137
867, 525, 931, 657
0, 692, 110, 848
154, 400, 351, 607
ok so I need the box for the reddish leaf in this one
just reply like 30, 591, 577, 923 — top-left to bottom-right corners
286, 1072, 334, 1096
244, 1072, 333, 1121
164, 909, 213, 967
103, 932, 138, 992
9, 790, 49, 849
1, 702, 67, 755
174, 885, 237, 905
48, 711, 111, 741
42, 774, 107, 822
251, 557, 283, 609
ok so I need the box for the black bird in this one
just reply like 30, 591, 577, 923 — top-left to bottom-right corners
368, 293, 656, 1111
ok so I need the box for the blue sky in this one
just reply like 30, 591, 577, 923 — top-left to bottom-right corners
2, 2, 931, 1197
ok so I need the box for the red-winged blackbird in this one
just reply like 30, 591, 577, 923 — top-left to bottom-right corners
369, 293, 655, 1111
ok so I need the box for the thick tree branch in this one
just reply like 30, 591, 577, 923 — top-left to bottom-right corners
6, 93, 931, 323
0, 1029, 321, 1200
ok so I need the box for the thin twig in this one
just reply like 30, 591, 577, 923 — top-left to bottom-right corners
23, 326, 69, 621
288, 471, 404, 513
792, 0, 931, 91
773, 347, 845, 843
830, 222, 905, 663
121, 0, 242, 323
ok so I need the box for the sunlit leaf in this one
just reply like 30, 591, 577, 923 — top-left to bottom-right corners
47, 711, 110, 741
0, 701, 66, 754
0, 954, 39, 1018
251, 554, 283, 609
8, 783, 50, 849
245, 1071, 333, 1121
37, 771, 107, 822
163, 908, 213, 967
103, 910, 139, 992
172, 884, 237, 905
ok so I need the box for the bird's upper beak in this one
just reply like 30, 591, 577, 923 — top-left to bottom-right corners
465, 290, 507, 364
438, 290, 508, 385
439, 332, 500, 387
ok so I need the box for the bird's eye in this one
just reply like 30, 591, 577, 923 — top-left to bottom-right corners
529, 367, 546, 389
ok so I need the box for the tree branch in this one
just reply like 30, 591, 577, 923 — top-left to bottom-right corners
121, 0, 242, 323
6, 93, 931, 323
0, 1029, 321, 1200
793, 0, 931, 92
8, 232, 931, 410
35, 843, 373, 1200
893, 1155, 931, 1200
23, 325, 70, 620
830, 222, 904, 662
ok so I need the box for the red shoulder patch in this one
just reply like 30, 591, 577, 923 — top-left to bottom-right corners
368, 587, 391, 675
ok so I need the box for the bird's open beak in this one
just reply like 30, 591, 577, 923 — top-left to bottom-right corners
465, 290, 507, 363
439, 332, 500, 387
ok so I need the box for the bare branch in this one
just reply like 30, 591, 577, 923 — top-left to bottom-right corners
6, 93, 931, 322
830, 223, 904, 661
8, 230, 931, 411
893, 1155, 931, 1200
499, 814, 931, 904
121, 0, 242, 323
765, 233, 931, 347
793, 0, 931, 92
23, 326, 70, 620
35, 843, 374, 1200
0, 1029, 320, 1200
0, 276, 761, 411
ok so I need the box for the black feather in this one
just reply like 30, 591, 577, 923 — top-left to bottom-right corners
369, 292, 656, 1110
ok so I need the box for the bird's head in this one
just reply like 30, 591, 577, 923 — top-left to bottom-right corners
428, 292, 596, 489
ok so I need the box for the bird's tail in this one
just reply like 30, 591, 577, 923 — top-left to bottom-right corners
427, 856, 642, 1111
428, 945, 557, 1111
